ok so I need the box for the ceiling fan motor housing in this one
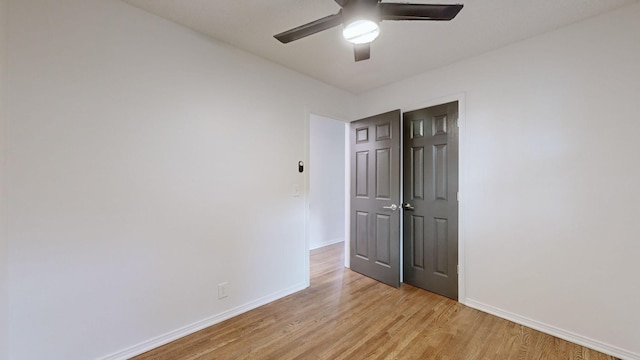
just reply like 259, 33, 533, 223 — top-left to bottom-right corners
341, 0, 382, 25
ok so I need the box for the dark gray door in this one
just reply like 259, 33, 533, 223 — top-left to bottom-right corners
402, 101, 459, 299
350, 110, 401, 288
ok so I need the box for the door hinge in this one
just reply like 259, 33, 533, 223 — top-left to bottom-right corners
457, 265, 459, 274
457, 192, 460, 201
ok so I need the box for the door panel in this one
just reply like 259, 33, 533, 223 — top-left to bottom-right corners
403, 102, 459, 300
350, 110, 401, 288
410, 215, 425, 269
375, 214, 391, 266
355, 152, 369, 197
355, 212, 369, 258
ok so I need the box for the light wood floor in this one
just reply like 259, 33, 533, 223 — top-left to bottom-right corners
133, 243, 617, 359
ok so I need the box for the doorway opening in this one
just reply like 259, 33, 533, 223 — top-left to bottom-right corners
308, 114, 346, 251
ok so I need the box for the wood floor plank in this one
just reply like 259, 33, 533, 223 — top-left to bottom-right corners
132, 243, 619, 360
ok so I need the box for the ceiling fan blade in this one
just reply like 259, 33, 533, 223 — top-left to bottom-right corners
354, 43, 370, 62
274, 12, 343, 44
337, 0, 378, 6
379, 3, 463, 21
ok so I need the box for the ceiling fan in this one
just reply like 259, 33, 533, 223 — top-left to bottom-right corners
274, 0, 463, 62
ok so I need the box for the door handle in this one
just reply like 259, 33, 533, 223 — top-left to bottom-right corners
402, 203, 415, 211
383, 204, 398, 211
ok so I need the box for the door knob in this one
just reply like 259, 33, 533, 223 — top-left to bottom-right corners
402, 203, 415, 211
383, 204, 398, 211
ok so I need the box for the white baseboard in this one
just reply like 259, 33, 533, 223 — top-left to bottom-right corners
310, 237, 344, 250
464, 299, 639, 360
100, 281, 309, 360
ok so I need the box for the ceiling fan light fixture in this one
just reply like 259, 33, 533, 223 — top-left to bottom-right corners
342, 19, 380, 44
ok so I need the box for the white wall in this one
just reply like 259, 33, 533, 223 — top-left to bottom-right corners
0, 0, 8, 357
357, 2, 640, 359
309, 115, 345, 250
6, 0, 355, 359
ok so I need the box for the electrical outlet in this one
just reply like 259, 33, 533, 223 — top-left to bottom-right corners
218, 282, 228, 299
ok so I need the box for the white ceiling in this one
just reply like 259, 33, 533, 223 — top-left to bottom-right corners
122, 0, 638, 94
